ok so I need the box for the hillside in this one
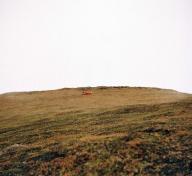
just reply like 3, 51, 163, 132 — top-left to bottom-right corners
0, 87, 192, 175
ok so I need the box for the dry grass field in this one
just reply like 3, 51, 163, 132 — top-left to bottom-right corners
0, 86, 192, 175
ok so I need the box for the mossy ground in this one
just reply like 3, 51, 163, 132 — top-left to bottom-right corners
0, 87, 192, 175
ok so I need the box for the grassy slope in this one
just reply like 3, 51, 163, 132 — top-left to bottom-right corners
0, 87, 192, 175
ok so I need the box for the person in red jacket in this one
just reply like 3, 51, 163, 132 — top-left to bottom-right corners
82, 89, 92, 95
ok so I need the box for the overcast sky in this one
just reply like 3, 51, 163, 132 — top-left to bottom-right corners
0, 0, 192, 94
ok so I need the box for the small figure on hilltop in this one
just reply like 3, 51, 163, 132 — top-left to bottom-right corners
82, 89, 92, 95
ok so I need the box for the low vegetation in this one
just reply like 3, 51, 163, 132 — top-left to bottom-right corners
0, 87, 192, 175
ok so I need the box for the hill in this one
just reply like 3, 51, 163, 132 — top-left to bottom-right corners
0, 87, 192, 175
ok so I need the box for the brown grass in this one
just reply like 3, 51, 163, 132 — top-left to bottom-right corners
0, 86, 192, 175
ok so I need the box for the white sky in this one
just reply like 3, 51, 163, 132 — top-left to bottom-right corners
0, 0, 192, 94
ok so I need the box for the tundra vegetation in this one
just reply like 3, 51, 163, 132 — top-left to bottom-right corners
0, 87, 192, 175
